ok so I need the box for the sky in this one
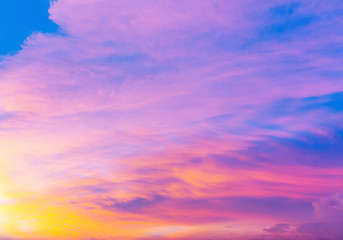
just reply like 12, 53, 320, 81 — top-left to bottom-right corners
0, 0, 342, 239
0, 0, 58, 55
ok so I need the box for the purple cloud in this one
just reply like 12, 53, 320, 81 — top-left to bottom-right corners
264, 223, 291, 233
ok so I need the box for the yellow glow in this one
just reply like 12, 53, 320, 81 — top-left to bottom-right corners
0, 192, 11, 204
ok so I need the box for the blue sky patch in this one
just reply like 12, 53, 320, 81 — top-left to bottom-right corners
0, 0, 58, 55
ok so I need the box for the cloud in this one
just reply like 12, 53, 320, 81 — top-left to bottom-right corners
264, 223, 290, 233
233, 125, 343, 167
295, 193, 343, 239
97, 195, 314, 224
314, 192, 343, 222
